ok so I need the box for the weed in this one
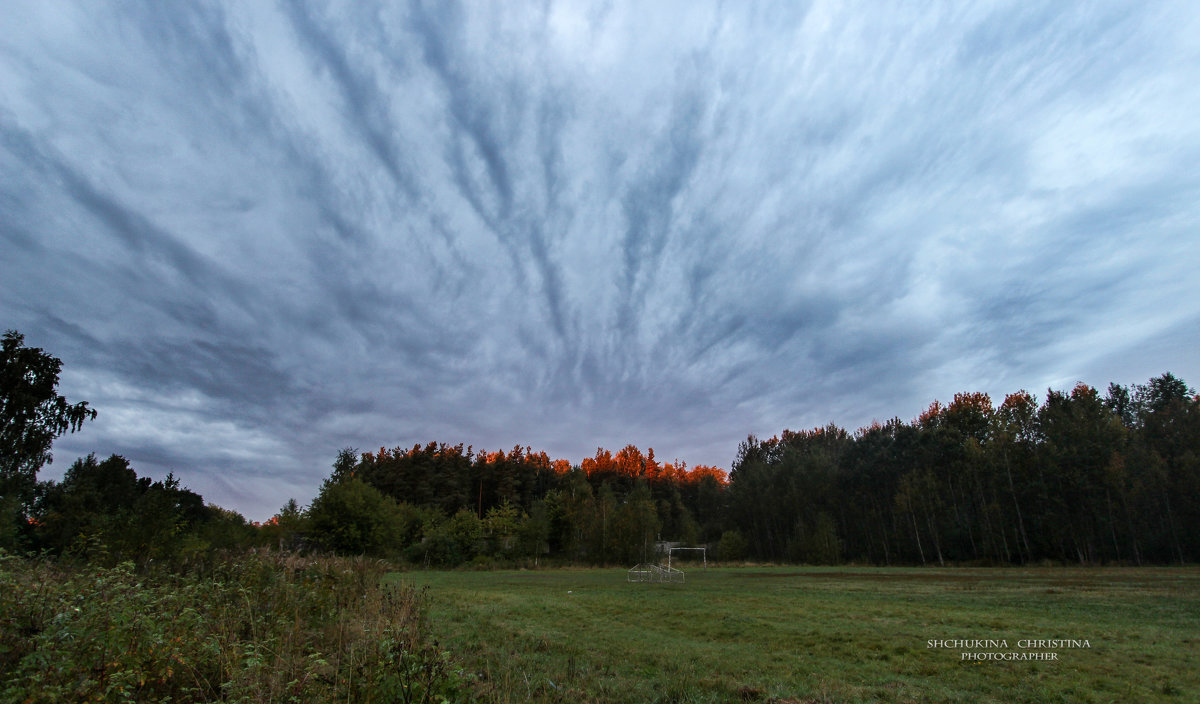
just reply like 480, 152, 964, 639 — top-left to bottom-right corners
0, 549, 468, 703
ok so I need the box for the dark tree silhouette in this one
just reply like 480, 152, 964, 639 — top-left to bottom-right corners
2, 330, 96, 546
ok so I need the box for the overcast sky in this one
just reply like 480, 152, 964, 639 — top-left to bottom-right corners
3, 1, 1198, 520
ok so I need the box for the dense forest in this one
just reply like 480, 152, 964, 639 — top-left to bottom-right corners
288, 372, 1199, 567
2, 329, 1198, 567
727, 379, 1199, 566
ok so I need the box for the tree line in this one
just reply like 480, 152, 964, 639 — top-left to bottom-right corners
277, 372, 1198, 566
2, 329, 1196, 566
728, 378, 1198, 565
269, 443, 729, 567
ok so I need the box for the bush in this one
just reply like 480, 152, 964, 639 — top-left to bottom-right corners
717, 529, 748, 562
0, 550, 469, 703
415, 510, 484, 567
307, 479, 409, 557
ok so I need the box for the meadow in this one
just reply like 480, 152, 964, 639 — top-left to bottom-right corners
395, 564, 1200, 704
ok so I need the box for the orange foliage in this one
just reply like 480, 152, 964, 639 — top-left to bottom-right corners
916, 400, 943, 427
578, 444, 728, 485
781, 427, 822, 444
614, 444, 645, 477
659, 460, 685, 483
947, 391, 993, 416
363, 439, 726, 488
580, 448, 615, 478
1000, 390, 1035, 412
1070, 382, 1098, 402
682, 464, 729, 486
528, 450, 552, 472
645, 447, 660, 480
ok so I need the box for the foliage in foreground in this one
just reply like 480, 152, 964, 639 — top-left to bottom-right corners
0, 550, 468, 703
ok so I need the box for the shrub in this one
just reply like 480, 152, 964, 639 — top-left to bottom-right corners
0, 550, 468, 703
307, 479, 408, 557
717, 529, 748, 562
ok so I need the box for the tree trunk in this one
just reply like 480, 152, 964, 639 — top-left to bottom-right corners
1004, 452, 1032, 563
909, 509, 926, 565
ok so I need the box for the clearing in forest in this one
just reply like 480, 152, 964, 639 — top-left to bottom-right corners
392, 565, 1200, 703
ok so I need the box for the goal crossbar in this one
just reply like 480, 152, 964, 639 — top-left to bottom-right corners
666, 547, 707, 571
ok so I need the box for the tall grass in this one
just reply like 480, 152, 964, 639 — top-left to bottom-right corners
0, 550, 468, 703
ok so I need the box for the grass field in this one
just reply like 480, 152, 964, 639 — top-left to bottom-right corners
391, 565, 1200, 703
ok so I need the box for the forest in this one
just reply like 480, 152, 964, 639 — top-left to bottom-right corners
274, 374, 1198, 568
3, 329, 1197, 568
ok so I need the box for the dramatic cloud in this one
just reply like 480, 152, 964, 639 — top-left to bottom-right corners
2, 1, 1198, 519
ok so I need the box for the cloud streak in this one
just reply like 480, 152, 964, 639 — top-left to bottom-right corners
2, 0, 1198, 518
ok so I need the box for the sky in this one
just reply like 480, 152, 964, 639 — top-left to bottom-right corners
2, 1, 1198, 521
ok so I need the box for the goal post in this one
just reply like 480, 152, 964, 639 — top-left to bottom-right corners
666, 546, 706, 571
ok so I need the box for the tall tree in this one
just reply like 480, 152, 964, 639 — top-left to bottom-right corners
1, 330, 96, 547
1131, 373, 1199, 562
991, 391, 1039, 563
33, 454, 209, 563
1, 331, 97, 503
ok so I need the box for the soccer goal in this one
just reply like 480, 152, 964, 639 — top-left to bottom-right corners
666, 546, 707, 571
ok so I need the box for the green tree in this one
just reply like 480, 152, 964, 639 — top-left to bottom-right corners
330, 447, 359, 483
1036, 384, 1126, 564
34, 453, 145, 558
716, 529, 748, 562
264, 498, 309, 551
307, 478, 407, 556
195, 504, 256, 554
33, 454, 210, 564
417, 509, 484, 566
800, 511, 843, 564
518, 499, 551, 561
614, 480, 659, 564
1, 331, 96, 542
483, 501, 521, 555
1131, 373, 1199, 562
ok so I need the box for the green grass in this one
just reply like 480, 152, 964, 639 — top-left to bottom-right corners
392, 565, 1200, 703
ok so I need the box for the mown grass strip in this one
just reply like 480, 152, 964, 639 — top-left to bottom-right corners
394, 565, 1200, 703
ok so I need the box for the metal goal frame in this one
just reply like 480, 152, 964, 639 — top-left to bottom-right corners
666, 546, 707, 571
627, 562, 685, 583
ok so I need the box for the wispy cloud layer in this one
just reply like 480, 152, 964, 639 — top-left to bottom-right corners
3, 1, 1198, 518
